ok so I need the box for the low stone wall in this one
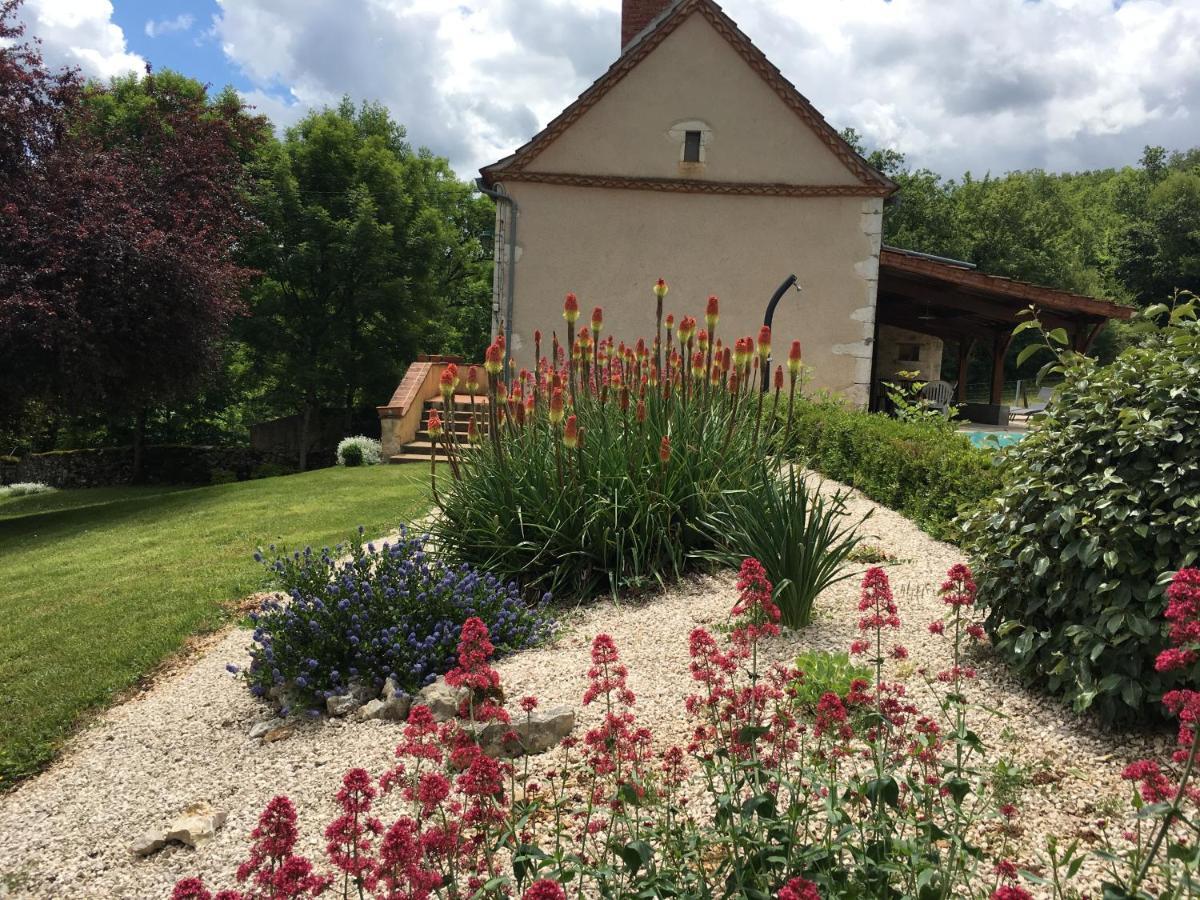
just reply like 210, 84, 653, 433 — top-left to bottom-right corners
3, 445, 316, 489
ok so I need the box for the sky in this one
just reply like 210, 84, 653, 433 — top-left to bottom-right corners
11, 0, 1200, 182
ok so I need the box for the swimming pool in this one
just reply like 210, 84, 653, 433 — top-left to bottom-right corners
964, 430, 1025, 448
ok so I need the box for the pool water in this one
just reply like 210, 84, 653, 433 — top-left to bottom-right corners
965, 430, 1024, 448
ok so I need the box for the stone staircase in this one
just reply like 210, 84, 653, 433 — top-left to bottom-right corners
389, 395, 488, 464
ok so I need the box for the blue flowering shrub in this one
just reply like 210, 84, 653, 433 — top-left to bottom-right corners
241, 528, 552, 711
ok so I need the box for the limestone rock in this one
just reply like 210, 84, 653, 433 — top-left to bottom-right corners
325, 693, 360, 717
263, 726, 293, 743
414, 680, 462, 722
249, 717, 285, 740
511, 706, 575, 755
130, 804, 227, 857
358, 693, 410, 723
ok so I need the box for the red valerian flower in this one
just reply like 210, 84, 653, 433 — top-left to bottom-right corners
731, 558, 780, 645
171, 878, 217, 900
991, 887, 1033, 900
940, 563, 977, 607
1121, 759, 1175, 803
524, 879, 568, 900
562, 292, 580, 323
858, 567, 901, 631
778, 876, 821, 900
1159, 567, 1200, 667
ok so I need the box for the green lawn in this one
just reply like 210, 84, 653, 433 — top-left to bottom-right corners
0, 466, 429, 787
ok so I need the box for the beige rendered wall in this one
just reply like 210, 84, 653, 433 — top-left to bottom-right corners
875, 323, 944, 388
497, 181, 882, 406
875, 325, 944, 383
528, 13, 861, 187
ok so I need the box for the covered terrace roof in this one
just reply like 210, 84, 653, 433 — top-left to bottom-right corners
876, 246, 1134, 407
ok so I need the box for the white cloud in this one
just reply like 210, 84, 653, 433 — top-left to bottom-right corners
144, 13, 195, 39
16, 0, 1200, 178
211, 0, 1200, 179
15, 0, 143, 80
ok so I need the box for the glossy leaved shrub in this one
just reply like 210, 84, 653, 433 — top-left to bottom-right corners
962, 303, 1200, 723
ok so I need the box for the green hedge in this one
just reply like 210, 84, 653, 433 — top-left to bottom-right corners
779, 400, 999, 542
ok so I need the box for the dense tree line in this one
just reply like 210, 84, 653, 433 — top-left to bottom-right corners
1, 0, 491, 467
845, 129, 1200, 306
844, 130, 1200, 388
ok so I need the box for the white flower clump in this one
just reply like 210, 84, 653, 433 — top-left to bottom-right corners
0, 482, 57, 497
336, 436, 382, 466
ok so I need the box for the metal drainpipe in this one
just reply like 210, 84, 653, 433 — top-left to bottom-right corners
475, 178, 518, 373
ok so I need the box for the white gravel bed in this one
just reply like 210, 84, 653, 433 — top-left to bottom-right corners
0, 479, 1175, 899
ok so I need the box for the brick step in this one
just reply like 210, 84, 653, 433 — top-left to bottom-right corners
426, 395, 487, 408
390, 453, 449, 465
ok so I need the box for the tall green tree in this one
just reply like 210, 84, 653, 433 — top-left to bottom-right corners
240, 99, 491, 469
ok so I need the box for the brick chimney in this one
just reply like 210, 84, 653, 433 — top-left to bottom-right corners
623, 0, 674, 51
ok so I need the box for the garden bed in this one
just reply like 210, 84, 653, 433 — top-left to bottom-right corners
0, 475, 1172, 898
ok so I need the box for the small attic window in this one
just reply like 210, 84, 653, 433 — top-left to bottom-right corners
683, 130, 702, 163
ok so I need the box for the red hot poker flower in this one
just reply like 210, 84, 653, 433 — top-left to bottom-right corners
757, 325, 771, 359
485, 342, 503, 376
426, 410, 443, 439
548, 388, 565, 425
659, 435, 671, 464
563, 415, 580, 449
562, 292, 580, 323
653, 278, 669, 299
466, 365, 480, 393
591, 306, 603, 335
787, 339, 802, 376
705, 295, 720, 331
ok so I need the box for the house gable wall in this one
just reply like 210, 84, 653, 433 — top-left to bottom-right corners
524, 12, 862, 187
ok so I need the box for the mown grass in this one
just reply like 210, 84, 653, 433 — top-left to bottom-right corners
0, 465, 429, 787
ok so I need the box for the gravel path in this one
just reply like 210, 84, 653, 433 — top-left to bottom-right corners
0, 479, 1175, 898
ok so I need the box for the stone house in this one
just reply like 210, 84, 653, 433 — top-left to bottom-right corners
478, 0, 896, 406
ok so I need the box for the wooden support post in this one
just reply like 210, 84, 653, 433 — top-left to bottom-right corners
1074, 321, 1104, 354
956, 338, 975, 403
990, 329, 1013, 405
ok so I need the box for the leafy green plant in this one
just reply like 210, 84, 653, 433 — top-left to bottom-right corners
778, 397, 998, 542
963, 296, 1200, 723
702, 463, 866, 627
850, 543, 894, 564
790, 649, 871, 711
